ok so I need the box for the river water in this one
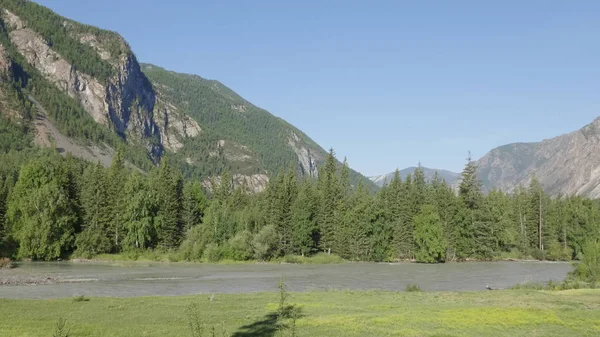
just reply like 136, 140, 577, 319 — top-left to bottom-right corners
0, 261, 572, 299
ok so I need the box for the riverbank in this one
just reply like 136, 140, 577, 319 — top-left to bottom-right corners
1, 289, 599, 336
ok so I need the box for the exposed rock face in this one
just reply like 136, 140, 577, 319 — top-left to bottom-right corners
203, 173, 270, 194
288, 131, 319, 178
0, 43, 11, 76
1, 9, 199, 158
477, 117, 600, 198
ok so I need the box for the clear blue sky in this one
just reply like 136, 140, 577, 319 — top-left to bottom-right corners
37, 0, 600, 176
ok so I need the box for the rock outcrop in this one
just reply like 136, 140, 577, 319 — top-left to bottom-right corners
288, 131, 319, 178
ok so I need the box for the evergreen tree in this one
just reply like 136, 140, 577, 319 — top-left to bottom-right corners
153, 158, 183, 249
318, 149, 339, 254
106, 150, 126, 251
345, 181, 374, 260
413, 205, 446, 263
456, 153, 482, 258
182, 181, 208, 232
290, 179, 318, 256
75, 163, 111, 257
333, 158, 351, 254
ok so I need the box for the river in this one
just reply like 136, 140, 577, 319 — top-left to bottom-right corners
0, 261, 572, 299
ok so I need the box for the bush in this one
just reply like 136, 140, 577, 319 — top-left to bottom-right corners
530, 249, 547, 261
252, 225, 278, 261
0, 257, 14, 269
225, 231, 253, 261
573, 240, 600, 284
72, 295, 89, 302
179, 226, 207, 261
405, 284, 422, 292
546, 241, 572, 261
202, 243, 224, 263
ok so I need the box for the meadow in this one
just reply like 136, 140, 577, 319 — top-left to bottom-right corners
1, 289, 599, 337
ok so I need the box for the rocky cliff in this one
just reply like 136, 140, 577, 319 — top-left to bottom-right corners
1, 7, 199, 159
477, 117, 600, 197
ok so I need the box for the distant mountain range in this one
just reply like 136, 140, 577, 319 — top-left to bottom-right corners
374, 117, 600, 198
476, 117, 600, 198
369, 167, 460, 187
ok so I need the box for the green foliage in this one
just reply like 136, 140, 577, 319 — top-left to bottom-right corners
6, 157, 78, 260
405, 284, 423, 292
51, 317, 69, 337
0, 0, 122, 83
252, 225, 278, 261
413, 205, 446, 263
141, 64, 375, 188
72, 295, 89, 303
574, 240, 600, 284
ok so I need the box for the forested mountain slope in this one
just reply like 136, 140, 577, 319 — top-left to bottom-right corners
477, 117, 600, 197
0, 0, 374, 192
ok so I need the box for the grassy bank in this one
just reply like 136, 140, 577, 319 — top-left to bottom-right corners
1, 289, 599, 337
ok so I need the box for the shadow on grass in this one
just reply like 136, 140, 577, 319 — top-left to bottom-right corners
232, 306, 301, 337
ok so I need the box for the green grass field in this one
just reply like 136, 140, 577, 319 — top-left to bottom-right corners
1, 289, 599, 337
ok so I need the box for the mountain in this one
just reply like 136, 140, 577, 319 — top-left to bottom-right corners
0, 0, 374, 192
477, 117, 600, 197
370, 166, 460, 187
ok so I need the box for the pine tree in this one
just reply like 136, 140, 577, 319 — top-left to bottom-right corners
413, 205, 446, 263
430, 172, 458, 260
291, 179, 318, 256
154, 158, 183, 249
528, 176, 547, 251
75, 163, 111, 257
456, 153, 482, 258
333, 158, 351, 255
106, 150, 126, 251
182, 181, 208, 232
317, 149, 339, 254
345, 181, 374, 260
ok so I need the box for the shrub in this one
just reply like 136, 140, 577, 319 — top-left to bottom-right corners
573, 240, 600, 284
52, 317, 69, 337
225, 231, 253, 261
179, 226, 207, 261
530, 248, 546, 261
405, 284, 422, 292
0, 257, 14, 269
252, 225, 278, 261
202, 243, 224, 263
72, 295, 89, 302
546, 241, 572, 261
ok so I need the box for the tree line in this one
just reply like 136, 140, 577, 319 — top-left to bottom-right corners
1, 148, 599, 263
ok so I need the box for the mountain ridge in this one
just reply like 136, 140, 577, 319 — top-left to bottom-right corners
0, 0, 375, 192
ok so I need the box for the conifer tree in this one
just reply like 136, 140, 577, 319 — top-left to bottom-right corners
456, 153, 482, 258
318, 149, 339, 254
106, 149, 126, 251
182, 181, 208, 232
413, 205, 446, 263
345, 181, 373, 260
154, 158, 183, 249
75, 163, 111, 257
334, 158, 351, 254
291, 179, 318, 256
